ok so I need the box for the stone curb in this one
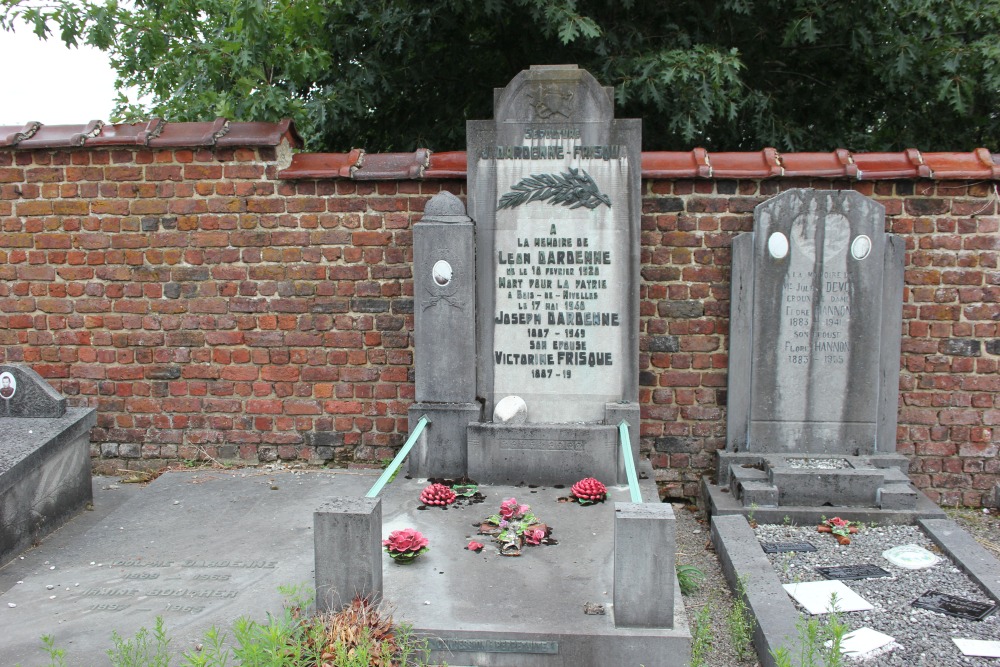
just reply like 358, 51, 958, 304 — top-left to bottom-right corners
711, 514, 800, 667
920, 518, 1000, 604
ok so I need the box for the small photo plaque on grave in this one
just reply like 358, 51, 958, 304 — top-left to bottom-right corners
761, 541, 818, 554
912, 591, 996, 621
816, 564, 891, 581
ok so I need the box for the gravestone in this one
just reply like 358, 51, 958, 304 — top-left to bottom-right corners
466, 64, 641, 484
705, 190, 941, 519
317, 66, 689, 666
0, 364, 95, 566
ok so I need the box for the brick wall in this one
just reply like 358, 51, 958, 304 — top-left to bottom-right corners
1, 141, 998, 506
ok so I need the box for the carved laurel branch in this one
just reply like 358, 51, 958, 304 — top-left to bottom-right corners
497, 168, 611, 211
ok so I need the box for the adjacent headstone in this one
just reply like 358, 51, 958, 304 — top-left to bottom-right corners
704, 189, 936, 518
728, 190, 903, 455
0, 364, 95, 566
467, 65, 641, 483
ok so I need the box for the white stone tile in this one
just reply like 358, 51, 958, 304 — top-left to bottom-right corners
953, 639, 1000, 658
782, 580, 873, 614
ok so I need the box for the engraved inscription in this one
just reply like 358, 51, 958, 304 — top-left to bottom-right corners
427, 637, 559, 654
499, 438, 585, 451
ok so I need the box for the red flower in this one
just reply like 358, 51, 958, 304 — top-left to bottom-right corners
499, 497, 519, 520
466, 541, 484, 552
383, 528, 429, 554
420, 483, 457, 506
571, 478, 607, 503
524, 528, 545, 545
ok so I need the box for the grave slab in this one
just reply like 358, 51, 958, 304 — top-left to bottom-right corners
0, 469, 376, 666
378, 472, 690, 666
953, 638, 1000, 658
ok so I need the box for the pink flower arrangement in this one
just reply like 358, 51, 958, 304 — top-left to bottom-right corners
383, 528, 429, 563
524, 528, 545, 545
420, 483, 457, 507
570, 477, 608, 504
499, 497, 520, 520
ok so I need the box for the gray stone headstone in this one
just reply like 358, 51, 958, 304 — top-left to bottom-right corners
0, 364, 66, 418
727, 190, 904, 455
469, 65, 641, 425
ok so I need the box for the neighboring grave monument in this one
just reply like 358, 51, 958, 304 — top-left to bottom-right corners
705, 189, 943, 519
0, 364, 96, 565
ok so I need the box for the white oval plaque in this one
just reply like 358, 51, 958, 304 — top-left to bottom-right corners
767, 232, 789, 259
851, 235, 872, 260
432, 260, 453, 286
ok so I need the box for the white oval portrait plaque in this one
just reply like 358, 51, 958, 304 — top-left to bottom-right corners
851, 234, 872, 260
767, 232, 789, 259
432, 260, 453, 286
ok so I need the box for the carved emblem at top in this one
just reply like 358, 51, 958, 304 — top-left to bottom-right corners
527, 84, 575, 120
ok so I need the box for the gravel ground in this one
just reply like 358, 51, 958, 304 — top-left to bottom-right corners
674, 503, 761, 667
673, 504, 1000, 667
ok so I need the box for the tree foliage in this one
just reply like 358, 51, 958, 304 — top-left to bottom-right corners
3, 0, 1000, 152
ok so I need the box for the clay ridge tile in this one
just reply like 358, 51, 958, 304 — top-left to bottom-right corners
277, 150, 364, 179
216, 119, 301, 148
351, 149, 430, 180
87, 120, 165, 147
0, 122, 41, 147
424, 151, 466, 178
15, 121, 104, 149
149, 118, 230, 148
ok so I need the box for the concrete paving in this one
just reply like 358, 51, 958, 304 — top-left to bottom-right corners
0, 468, 376, 666
2, 467, 690, 667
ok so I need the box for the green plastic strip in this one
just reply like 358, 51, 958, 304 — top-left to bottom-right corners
619, 420, 642, 503
365, 415, 429, 498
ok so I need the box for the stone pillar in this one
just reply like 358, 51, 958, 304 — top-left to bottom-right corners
613, 502, 675, 628
409, 191, 481, 478
313, 497, 382, 612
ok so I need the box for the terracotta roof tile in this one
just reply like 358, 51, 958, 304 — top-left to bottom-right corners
0, 119, 996, 181
424, 151, 466, 179
15, 121, 104, 149
350, 149, 430, 180
277, 150, 363, 179
86, 120, 165, 147
0, 119, 300, 150
216, 119, 300, 148
0, 122, 41, 147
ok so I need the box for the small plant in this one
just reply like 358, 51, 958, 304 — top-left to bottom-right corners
40, 635, 67, 667
382, 528, 429, 563
747, 502, 759, 528
783, 514, 792, 526
727, 575, 755, 662
451, 483, 478, 497
108, 616, 170, 667
772, 593, 852, 667
689, 599, 714, 667
677, 564, 705, 596
570, 477, 608, 504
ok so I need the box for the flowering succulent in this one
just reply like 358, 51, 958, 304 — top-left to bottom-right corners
420, 483, 457, 507
571, 477, 608, 505
822, 516, 858, 537
382, 528, 429, 563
